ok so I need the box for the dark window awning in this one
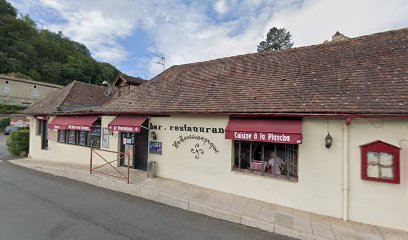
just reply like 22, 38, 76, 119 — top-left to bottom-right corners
225, 118, 303, 144
48, 115, 99, 131
108, 116, 147, 132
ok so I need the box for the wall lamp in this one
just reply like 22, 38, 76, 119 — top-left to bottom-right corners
325, 133, 333, 149
151, 131, 157, 141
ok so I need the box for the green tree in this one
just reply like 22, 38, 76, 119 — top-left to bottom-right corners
257, 27, 294, 52
0, 0, 120, 85
0, 0, 16, 16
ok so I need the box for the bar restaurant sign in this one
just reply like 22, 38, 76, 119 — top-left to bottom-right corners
149, 123, 222, 159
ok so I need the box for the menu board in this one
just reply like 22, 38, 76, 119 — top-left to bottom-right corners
124, 144, 133, 166
367, 152, 379, 164
48, 129, 57, 142
366, 151, 394, 179
102, 128, 109, 148
367, 164, 379, 178
379, 152, 393, 166
381, 167, 394, 179
149, 141, 162, 155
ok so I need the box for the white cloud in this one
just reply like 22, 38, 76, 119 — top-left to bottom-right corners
267, 0, 408, 46
9, 0, 408, 78
214, 0, 229, 15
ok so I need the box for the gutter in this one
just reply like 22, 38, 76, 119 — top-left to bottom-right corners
342, 117, 352, 221
23, 111, 408, 119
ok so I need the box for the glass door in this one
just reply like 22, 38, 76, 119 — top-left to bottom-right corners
120, 132, 135, 167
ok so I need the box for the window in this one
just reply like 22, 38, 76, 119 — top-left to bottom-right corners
88, 126, 101, 148
119, 85, 130, 96
55, 118, 101, 148
361, 140, 400, 184
233, 141, 298, 179
79, 131, 88, 146
58, 130, 66, 143
36, 120, 43, 136
67, 130, 77, 144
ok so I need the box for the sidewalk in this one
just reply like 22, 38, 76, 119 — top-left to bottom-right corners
9, 158, 408, 240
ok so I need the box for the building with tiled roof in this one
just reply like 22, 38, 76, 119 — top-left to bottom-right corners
26, 28, 408, 233
22, 80, 113, 115
98, 28, 408, 116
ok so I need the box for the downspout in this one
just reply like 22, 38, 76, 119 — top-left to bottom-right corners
342, 117, 352, 221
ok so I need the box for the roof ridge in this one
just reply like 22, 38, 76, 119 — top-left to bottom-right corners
57, 81, 78, 111
0, 74, 63, 88
168, 27, 408, 69
97, 27, 408, 116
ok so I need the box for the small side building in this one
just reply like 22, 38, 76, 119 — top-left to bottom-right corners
21, 80, 113, 161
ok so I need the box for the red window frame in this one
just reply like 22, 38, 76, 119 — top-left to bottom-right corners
360, 140, 400, 184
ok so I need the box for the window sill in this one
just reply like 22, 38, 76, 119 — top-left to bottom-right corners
231, 167, 298, 183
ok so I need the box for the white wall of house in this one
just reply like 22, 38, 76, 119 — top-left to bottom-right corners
28, 114, 408, 231
29, 116, 92, 164
348, 118, 408, 231
147, 116, 345, 219
147, 115, 408, 231
99, 115, 120, 165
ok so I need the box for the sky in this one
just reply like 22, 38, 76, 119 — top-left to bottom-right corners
9, 0, 408, 80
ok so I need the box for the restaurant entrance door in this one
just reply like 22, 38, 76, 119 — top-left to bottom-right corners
119, 122, 148, 170
120, 132, 135, 168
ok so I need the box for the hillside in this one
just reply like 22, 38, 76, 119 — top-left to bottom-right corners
0, 0, 120, 85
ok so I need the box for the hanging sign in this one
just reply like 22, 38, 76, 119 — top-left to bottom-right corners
109, 125, 140, 132
34, 116, 48, 120
225, 131, 302, 144
67, 124, 91, 131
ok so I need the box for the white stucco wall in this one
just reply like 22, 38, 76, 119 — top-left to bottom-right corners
29, 116, 114, 166
348, 118, 408, 231
99, 115, 120, 165
29, 116, 93, 164
147, 115, 408, 231
147, 115, 345, 218
28, 114, 408, 231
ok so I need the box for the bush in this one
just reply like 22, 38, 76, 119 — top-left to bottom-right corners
0, 118, 10, 130
0, 104, 27, 114
7, 129, 29, 156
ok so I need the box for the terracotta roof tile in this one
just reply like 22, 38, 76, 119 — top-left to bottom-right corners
98, 28, 408, 115
22, 81, 112, 115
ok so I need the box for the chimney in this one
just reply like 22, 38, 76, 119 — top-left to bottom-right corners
331, 31, 349, 42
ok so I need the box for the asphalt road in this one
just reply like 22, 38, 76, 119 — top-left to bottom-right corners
0, 151, 294, 239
